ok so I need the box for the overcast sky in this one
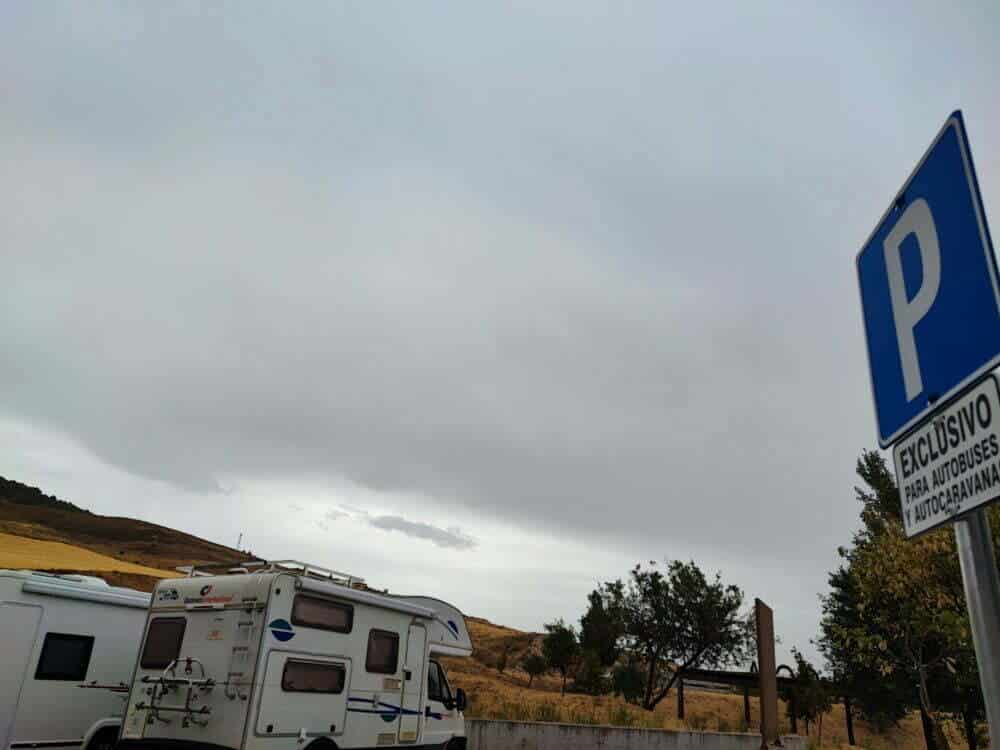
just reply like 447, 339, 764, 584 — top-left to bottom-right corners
3, 2, 1000, 666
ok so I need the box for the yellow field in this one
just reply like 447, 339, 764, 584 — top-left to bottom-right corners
0, 531, 175, 578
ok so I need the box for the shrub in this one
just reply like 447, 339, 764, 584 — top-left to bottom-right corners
533, 702, 561, 723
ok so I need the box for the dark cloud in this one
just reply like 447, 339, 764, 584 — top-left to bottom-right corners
3, 2, 1000, 655
323, 506, 477, 550
367, 515, 477, 551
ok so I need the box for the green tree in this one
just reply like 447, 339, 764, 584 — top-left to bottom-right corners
820, 450, 1000, 750
496, 644, 510, 674
521, 652, 547, 688
572, 649, 608, 695
542, 619, 579, 695
819, 565, 909, 733
611, 656, 645, 704
598, 559, 751, 710
786, 648, 833, 737
579, 584, 625, 668
938, 647, 987, 750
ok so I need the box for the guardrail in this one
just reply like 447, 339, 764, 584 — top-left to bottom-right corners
465, 718, 807, 749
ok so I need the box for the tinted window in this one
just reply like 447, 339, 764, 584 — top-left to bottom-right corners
282, 660, 345, 693
35, 633, 94, 680
438, 661, 453, 702
427, 661, 443, 702
365, 629, 399, 674
291, 594, 353, 633
140, 617, 187, 669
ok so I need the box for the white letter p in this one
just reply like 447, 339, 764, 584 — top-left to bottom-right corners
883, 198, 941, 402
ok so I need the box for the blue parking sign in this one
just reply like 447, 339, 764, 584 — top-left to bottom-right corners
857, 111, 1000, 447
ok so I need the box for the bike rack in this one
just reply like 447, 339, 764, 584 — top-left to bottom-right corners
136, 657, 216, 728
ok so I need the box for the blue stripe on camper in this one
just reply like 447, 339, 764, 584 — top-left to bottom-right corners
346, 697, 442, 720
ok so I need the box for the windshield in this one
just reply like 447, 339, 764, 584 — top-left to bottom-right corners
428, 660, 452, 703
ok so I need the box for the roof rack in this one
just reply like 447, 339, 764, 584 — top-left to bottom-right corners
176, 559, 366, 589
176, 560, 269, 578
268, 560, 367, 589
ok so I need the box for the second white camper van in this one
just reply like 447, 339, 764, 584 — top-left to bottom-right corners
0, 569, 151, 750
119, 561, 472, 750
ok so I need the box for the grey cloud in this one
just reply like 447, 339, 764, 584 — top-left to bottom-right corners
3, 1, 1000, 658
323, 505, 477, 550
367, 515, 477, 551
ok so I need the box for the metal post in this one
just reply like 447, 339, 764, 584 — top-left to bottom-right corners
954, 508, 1000, 741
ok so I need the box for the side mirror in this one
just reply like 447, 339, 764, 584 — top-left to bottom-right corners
454, 688, 467, 712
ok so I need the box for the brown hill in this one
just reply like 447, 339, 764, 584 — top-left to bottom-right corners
0, 476, 249, 573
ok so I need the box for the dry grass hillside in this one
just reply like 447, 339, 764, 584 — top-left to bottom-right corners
0, 531, 174, 578
412, 594, 969, 747
0, 476, 975, 748
441, 620, 952, 750
0, 502, 248, 571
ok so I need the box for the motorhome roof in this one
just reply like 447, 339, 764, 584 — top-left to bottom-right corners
0, 568, 151, 609
159, 559, 476, 629
176, 559, 366, 588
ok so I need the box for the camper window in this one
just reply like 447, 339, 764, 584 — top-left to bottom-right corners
35, 633, 94, 681
365, 629, 399, 674
427, 660, 452, 704
291, 594, 353, 633
141, 617, 187, 669
427, 660, 442, 702
282, 659, 346, 693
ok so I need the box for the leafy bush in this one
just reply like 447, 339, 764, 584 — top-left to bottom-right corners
533, 702, 561, 723
687, 714, 710, 731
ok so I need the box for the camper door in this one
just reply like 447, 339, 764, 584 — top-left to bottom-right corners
397, 624, 426, 744
0, 603, 42, 749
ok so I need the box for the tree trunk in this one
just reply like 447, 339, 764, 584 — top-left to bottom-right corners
743, 685, 751, 725
962, 707, 977, 750
919, 705, 939, 750
560, 671, 567, 696
677, 678, 685, 720
642, 655, 658, 709
818, 711, 824, 748
844, 696, 856, 746
917, 669, 950, 750
789, 693, 797, 734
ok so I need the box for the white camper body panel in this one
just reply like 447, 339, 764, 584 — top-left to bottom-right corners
0, 570, 150, 750
121, 566, 470, 750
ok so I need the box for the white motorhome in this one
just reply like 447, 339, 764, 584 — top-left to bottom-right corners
119, 561, 471, 750
0, 569, 151, 750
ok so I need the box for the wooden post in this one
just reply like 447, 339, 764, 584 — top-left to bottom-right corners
755, 599, 779, 746
844, 696, 855, 746
677, 677, 685, 720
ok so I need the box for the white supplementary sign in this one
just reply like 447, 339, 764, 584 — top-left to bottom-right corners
893, 376, 1000, 537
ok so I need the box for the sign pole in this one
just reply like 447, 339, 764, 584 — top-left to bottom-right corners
954, 508, 1000, 738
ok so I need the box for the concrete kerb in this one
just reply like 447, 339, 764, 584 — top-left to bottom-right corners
466, 718, 808, 750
